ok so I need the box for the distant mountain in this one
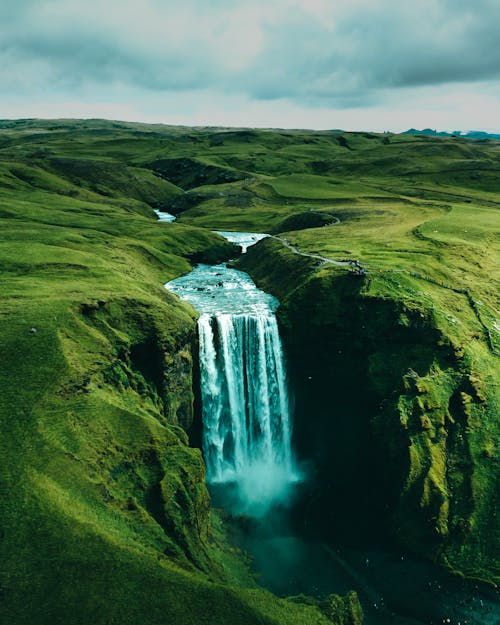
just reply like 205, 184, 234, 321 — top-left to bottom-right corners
402, 128, 500, 140
463, 130, 500, 140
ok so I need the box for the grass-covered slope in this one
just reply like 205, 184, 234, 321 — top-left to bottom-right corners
0, 120, 362, 625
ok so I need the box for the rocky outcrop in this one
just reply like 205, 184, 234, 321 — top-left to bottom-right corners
273, 210, 338, 233
289, 591, 363, 625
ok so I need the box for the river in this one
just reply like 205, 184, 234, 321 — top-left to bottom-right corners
154, 208, 176, 222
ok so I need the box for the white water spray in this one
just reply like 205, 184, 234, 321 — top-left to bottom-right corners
166, 253, 298, 515
198, 313, 294, 508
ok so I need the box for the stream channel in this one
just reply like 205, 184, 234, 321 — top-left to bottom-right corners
165, 230, 499, 625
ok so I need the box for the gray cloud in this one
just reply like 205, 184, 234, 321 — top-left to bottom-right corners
0, 0, 499, 112
237, 1, 500, 103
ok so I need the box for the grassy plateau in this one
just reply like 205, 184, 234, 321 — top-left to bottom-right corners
0, 118, 498, 623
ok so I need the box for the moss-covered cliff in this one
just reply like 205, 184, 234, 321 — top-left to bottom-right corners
238, 237, 498, 586
0, 121, 363, 625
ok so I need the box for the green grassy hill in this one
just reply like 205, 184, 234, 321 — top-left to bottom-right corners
0, 118, 498, 621
0, 119, 362, 625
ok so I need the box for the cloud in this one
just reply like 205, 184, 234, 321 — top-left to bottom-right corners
0, 1, 499, 128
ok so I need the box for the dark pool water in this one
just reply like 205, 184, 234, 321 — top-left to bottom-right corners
238, 530, 499, 625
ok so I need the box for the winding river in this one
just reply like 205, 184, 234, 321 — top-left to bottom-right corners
154, 208, 176, 222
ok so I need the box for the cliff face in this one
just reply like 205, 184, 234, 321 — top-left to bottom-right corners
238, 238, 498, 585
73, 297, 213, 570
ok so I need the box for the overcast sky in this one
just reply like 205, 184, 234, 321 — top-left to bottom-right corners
1, 0, 499, 131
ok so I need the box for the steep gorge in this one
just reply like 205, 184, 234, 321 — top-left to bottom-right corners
238, 237, 498, 586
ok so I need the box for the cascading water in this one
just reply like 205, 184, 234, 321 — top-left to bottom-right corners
199, 313, 293, 487
166, 240, 298, 515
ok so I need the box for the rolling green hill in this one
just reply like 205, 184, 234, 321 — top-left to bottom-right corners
0, 118, 498, 623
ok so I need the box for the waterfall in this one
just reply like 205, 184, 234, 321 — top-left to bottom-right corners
165, 259, 297, 515
199, 313, 293, 486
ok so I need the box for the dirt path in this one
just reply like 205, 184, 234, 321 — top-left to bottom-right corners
270, 235, 352, 267
270, 235, 498, 355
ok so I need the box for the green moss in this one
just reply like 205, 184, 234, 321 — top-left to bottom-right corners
239, 237, 499, 586
288, 591, 363, 625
